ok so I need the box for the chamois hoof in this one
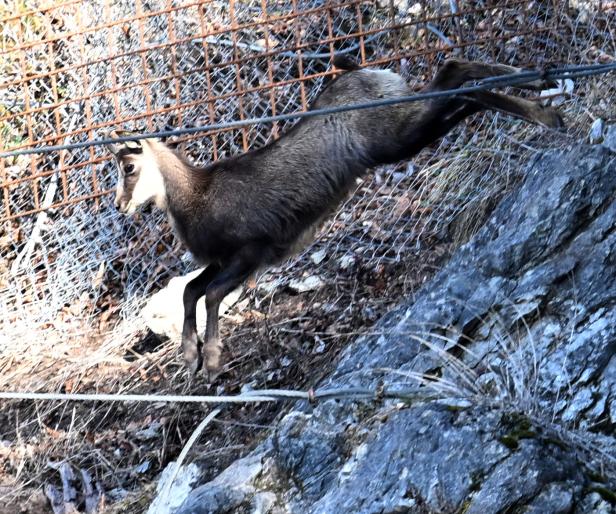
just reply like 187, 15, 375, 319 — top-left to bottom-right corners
203, 366, 222, 384
186, 354, 203, 376
203, 349, 222, 383
182, 331, 203, 376
183, 344, 203, 376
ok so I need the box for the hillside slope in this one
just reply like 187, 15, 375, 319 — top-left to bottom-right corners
175, 142, 616, 514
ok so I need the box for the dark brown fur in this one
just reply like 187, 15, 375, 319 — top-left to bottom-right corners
107, 59, 564, 379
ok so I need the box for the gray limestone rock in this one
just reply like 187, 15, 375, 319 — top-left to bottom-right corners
174, 144, 616, 514
589, 118, 604, 144
604, 125, 616, 153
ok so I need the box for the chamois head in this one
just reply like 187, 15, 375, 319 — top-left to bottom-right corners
106, 131, 170, 215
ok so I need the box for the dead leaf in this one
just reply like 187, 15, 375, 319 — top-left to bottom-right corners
393, 196, 412, 217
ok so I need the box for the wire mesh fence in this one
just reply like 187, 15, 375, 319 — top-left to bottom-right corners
0, 0, 615, 388
1, 0, 574, 219
2, 0, 616, 510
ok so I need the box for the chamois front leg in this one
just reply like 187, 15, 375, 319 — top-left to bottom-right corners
182, 265, 220, 375
202, 247, 265, 382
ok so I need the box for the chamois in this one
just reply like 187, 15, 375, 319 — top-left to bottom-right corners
106, 58, 564, 380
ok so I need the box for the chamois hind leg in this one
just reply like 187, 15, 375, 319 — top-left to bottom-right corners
427, 59, 555, 92
464, 90, 565, 129
399, 92, 561, 161
182, 264, 221, 375
402, 99, 483, 155
202, 247, 265, 381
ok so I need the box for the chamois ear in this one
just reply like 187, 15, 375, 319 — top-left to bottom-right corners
105, 130, 143, 156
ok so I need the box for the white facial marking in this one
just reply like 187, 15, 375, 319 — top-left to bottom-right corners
116, 140, 168, 215
126, 155, 167, 214
114, 179, 125, 208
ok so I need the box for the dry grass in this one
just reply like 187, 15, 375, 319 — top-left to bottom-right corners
0, 119, 580, 512
1, 1, 615, 512
385, 306, 616, 485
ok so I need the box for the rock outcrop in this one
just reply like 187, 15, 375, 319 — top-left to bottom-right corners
174, 143, 616, 514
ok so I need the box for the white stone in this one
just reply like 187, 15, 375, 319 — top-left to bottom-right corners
310, 249, 327, 265
313, 336, 326, 354
240, 381, 257, 393
408, 2, 422, 15
288, 275, 325, 293
589, 119, 605, 144
147, 462, 201, 514
256, 278, 280, 295
562, 78, 574, 94
339, 254, 356, 270
540, 78, 574, 106
141, 269, 243, 342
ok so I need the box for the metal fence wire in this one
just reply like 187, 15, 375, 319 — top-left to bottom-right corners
1, 0, 577, 222
0, 1, 614, 385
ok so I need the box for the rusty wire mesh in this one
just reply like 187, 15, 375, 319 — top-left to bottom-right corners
1, 0, 573, 220
0, 0, 614, 385
1, 0, 616, 510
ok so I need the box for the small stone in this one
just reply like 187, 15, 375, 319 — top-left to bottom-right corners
257, 279, 279, 295
339, 254, 356, 270
134, 421, 162, 441
310, 249, 327, 265
378, 0, 405, 10
540, 78, 574, 106
589, 118, 604, 144
288, 275, 325, 293
240, 381, 257, 393
408, 2, 422, 15
313, 336, 326, 354
134, 460, 151, 474
266, 370, 281, 381
562, 78, 574, 94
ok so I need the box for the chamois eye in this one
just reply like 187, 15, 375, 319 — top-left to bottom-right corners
124, 163, 135, 174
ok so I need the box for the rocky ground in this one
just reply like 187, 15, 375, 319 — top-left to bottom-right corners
167, 138, 616, 513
